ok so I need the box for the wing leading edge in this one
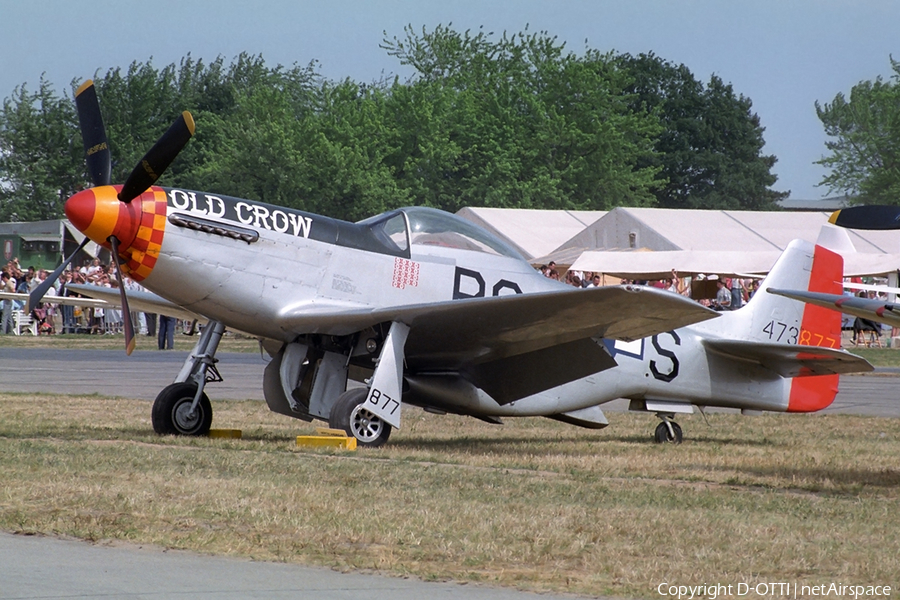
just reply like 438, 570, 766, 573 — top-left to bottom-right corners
67, 283, 202, 322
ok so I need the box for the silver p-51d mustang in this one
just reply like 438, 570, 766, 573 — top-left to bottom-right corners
36, 80, 870, 446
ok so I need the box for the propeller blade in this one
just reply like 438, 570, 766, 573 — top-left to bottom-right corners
108, 236, 136, 355
74, 80, 111, 187
118, 111, 195, 203
27, 237, 90, 313
829, 205, 900, 230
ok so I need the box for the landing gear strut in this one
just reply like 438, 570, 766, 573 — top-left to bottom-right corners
152, 320, 225, 436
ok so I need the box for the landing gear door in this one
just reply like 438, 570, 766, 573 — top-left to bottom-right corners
362, 321, 409, 429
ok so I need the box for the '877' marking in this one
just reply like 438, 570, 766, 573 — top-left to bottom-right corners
367, 388, 400, 415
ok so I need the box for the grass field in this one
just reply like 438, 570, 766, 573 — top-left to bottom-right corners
1, 391, 898, 598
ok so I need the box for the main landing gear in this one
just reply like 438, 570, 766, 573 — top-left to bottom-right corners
328, 387, 392, 447
151, 321, 225, 436
654, 416, 683, 444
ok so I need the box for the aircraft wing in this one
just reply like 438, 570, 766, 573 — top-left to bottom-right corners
280, 285, 719, 404
66, 283, 203, 322
842, 281, 900, 296
769, 288, 900, 328
703, 339, 873, 378
0, 291, 110, 309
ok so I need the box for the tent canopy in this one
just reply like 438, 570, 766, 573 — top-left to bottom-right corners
456, 207, 605, 260
458, 206, 900, 279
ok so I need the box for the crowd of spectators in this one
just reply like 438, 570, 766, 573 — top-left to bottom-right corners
1, 255, 176, 349
537, 260, 760, 310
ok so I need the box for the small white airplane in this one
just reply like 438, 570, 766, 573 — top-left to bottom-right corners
27, 80, 871, 446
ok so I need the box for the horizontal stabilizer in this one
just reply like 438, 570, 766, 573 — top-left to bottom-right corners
703, 339, 873, 378
769, 288, 900, 328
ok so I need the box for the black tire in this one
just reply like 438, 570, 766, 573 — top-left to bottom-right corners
152, 382, 212, 436
654, 420, 683, 444
328, 387, 392, 447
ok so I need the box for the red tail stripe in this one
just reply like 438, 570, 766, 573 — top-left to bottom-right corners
788, 244, 842, 412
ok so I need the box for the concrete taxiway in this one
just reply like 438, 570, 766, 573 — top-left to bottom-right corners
0, 532, 583, 600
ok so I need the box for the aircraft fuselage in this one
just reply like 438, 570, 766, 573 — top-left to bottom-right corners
69, 185, 563, 343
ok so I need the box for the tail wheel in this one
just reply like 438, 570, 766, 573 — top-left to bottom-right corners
152, 382, 212, 436
654, 420, 683, 444
328, 388, 392, 447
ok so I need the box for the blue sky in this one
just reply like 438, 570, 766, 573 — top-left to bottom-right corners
1, 0, 897, 201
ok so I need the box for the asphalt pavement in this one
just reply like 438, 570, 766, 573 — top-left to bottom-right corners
0, 532, 579, 600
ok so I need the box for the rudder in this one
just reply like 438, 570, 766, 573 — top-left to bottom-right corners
735, 240, 843, 412
788, 242, 843, 412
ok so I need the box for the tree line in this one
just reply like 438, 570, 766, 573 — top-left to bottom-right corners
1, 25, 793, 223
815, 57, 900, 205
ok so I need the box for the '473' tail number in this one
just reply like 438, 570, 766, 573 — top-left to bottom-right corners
762, 320, 799, 344
762, 320, 839, 348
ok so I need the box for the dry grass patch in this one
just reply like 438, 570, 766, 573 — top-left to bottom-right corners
1, 392, 899, 598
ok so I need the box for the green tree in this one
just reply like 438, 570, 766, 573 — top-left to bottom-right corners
0, 78, 82, 221
618, 52, 786, 210
381, 25, 662, 212
815, 58, 900, 204
192, 77, 406, 221
91, 54, 315, 191
0, 36, 788, 222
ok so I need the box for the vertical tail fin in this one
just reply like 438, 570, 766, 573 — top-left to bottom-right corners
743, 239, 843, 349
735, 240, 844, 412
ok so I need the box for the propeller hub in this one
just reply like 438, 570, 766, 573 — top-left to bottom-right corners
66, 186, 142, 249
65, 186, 168, 282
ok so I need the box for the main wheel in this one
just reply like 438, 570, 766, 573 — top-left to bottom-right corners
152, 382, 213, 436
328, 388, 392, 447
654, 420, 683, 444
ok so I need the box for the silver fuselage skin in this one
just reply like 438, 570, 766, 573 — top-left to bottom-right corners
147, 190, 561, 342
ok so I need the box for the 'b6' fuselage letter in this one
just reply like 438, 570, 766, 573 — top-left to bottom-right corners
453, 267, 485, 299
453, 267, 522, 299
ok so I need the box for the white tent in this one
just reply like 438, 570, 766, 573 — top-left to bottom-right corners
458, 205, 900, 279
456, 207, 605, 260
570, 250, 782, 280
555, 206, 900, 255
570, 223, 900, 279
